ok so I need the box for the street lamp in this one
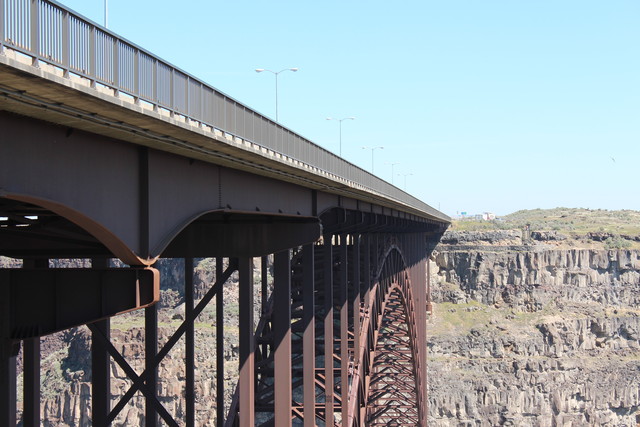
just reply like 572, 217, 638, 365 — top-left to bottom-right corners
326, 117, 355, 157
255, 68, 298, 122
385, 162, 400, 184
397, 173, 413, 190
362, 146, 384, 174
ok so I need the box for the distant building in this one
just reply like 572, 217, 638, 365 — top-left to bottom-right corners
482, 212, 496, 221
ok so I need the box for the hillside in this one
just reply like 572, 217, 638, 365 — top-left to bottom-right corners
428, 208, 640, 426
451, 208, 640, 250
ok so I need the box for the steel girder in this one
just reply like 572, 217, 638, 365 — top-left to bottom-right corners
225, 232, 427, 427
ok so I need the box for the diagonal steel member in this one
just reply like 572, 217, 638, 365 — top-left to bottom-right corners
94, 260, 237, 425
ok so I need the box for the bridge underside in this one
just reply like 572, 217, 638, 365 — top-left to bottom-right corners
0, 42, 448, 426
1, 193, 444, 426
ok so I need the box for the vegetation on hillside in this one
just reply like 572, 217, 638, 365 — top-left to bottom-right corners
452, 208, 640, 236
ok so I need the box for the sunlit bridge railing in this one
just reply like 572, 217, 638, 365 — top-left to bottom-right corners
0, 0, 445, 220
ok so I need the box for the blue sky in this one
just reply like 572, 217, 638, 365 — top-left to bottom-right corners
57, 0, 639, 216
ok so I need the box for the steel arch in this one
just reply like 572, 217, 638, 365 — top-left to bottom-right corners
225, 234, 427, 427
357, 244, 425, 427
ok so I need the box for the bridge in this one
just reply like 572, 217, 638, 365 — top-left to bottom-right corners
0, 1, 449, 426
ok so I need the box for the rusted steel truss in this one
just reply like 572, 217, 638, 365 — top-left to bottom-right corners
1, 208, 439, 427
226, 233, 427, 426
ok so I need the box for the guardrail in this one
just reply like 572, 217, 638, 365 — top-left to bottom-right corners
0, 0, 447, 221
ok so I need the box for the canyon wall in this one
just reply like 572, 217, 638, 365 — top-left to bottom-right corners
428, 233, 640, 426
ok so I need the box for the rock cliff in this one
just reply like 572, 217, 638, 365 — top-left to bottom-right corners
428, 233, 640, 426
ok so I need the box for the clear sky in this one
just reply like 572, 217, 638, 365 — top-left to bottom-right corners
57, 0, 639, 216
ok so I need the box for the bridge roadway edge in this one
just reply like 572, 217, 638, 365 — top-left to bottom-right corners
0, 52, 449, 224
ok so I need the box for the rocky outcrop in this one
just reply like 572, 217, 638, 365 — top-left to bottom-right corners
428, 239, 640, 426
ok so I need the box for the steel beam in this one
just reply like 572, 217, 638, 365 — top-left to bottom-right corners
0, 338, 17, 427
339, 235, 349, 427
22, 259, 46, 427
91, 318, 110, 427
274, 250, 292, 426
216, 257, 225, 427
323, 236, 334, 425
0, 268, 159, 339
145, 302, 158, 427
302, 244, 316, 426
185, 258, 195, 427
238, 257, 255, 427
91, 258, 110, 427
0, 254, 16, 426
350, 234, 361, 427
106, 263, 235, 424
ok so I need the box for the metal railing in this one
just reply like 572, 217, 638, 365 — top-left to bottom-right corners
0, 0, 447, 221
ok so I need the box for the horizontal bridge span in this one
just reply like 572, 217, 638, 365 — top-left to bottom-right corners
0, 0, 448, 223
0, 2, 449, 426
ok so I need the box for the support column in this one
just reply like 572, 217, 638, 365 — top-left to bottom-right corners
145, 303, 158, 427
352, 235, 361, 377
0, 268, 17, 427
361, 234, 371, 423
23, 258, 46, 427
238, 257, 254, 427
23, 338, 39, 427
91, 258, 110, 427
0, 340, 17, 427
260, 256, 269, 361
302, 244, 316, 426
339, 235, 349, 427
274, 250, 292, 427
216, 257, 225, 427
185, 258, 195, 427
323, 236, 334, 425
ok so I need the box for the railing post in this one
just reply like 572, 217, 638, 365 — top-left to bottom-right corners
61, 10, 69, 77
133, 49, 139, 103
152, 58, 158, 112
0, 0, 5, 55
185, 76, 190, 118
112, 38, 119, 96
29, 0, 39, 66
169, 68, 175, 118
89, 25, 96, 87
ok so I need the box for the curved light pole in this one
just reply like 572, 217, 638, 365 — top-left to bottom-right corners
398, 173, 413, 190
385, 162, 400, 185
255, 68, 298, 122
362, 146, 384, 174
326, 117, 355, 157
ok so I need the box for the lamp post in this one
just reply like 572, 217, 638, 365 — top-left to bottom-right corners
326, 117, 355, 157
255, 68, 298, 122
104, 0, 108, 27
385, 162, 400, 184
362, 146, 384, 174
397, 173, 413, 190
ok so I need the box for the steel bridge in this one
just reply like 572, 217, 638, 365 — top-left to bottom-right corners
0, 1, 449, 425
